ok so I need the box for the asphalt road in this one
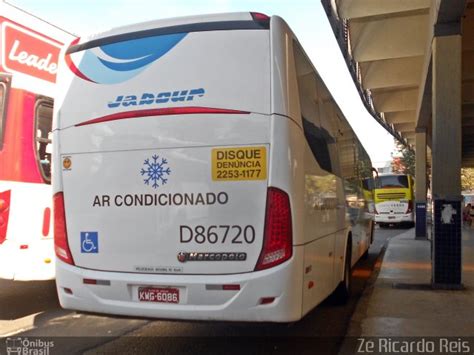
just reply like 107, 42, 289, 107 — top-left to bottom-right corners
0, 226, 406, 355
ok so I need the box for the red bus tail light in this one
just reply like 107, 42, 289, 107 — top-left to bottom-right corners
250, 12, 270, 28
255, 187, 292, 271
42, 207, 51, 237
251, 12, 270, 22
0, 190, 11, 245
54, 192, 74, 265
407, 200, 413, 213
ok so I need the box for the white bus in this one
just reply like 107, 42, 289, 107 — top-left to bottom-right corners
53, 12, 374, 322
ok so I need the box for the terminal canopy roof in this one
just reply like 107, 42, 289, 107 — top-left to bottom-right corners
323, 0, 474, 167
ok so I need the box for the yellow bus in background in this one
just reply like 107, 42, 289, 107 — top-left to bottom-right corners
374, 174, 415, 228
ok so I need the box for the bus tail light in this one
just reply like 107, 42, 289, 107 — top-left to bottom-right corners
54, 192, 75, 265
259, 297, 275, 305
42, 207, 51, 237
407, 201, 413, 213
83, 278, 111, 286
0, 190, 11, 245
255, 187, 292, 271
251, 12, 270, 22
250, 12, 270, 28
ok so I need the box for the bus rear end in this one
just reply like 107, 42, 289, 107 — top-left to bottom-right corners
54, 13, 302, 322
374, 174, 414, 226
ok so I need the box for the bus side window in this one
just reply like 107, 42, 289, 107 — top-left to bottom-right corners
34, 98, 53, 183
302, 117, 335, 173
293, 39, 338, 175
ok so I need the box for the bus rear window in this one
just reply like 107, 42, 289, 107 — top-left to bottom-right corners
375, 175, 409, 189
35, 99, 53, 183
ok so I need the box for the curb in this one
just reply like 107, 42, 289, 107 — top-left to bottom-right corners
338, 232, 393, 354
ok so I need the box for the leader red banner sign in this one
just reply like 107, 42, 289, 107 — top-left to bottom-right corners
1, 21, 63, 83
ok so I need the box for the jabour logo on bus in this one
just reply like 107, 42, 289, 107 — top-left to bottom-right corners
107, 88, 205, 108
1, 22, 62, 83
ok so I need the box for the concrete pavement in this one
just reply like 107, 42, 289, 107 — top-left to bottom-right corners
344, 225, 474, 341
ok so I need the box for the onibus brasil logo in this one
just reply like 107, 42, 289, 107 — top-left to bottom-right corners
5, 337, 54, 355
140, 154, 171, 188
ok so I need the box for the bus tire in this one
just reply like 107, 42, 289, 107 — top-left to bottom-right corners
367, 221, 374, 246
361, 247, 369, 260
334, 240, 352, 304
371, 221, 375, 244
361, 222, 374, 260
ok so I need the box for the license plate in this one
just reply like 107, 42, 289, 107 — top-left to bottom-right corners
388, 216, 395, 219
138, 287, 179, 303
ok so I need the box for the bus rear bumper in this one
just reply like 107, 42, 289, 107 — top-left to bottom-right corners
55, 247, 304, 323
375, 214, 414, 224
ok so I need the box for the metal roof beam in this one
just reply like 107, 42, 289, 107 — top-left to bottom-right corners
393, 122, 415, 132
337, 0, 431, 20
360, 57, 423, 90
371, 88, 418, 113
384, 111, 416, 124
350, 13, 429, 62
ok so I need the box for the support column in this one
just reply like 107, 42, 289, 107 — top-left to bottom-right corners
415, 129, 427, 238
431, 34, 462, 288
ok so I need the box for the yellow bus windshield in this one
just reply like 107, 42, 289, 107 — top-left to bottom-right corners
374, 175, 413, 203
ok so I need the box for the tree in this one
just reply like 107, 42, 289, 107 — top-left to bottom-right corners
391, 140, 415, 176
461, 168, 474, 192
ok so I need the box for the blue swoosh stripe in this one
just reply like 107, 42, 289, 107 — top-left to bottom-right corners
97, 33, 187, 71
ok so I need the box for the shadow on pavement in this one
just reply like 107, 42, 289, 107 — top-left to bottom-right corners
0, 279, 59, 320
82, 244, 386, 355
377, 223, 414, 230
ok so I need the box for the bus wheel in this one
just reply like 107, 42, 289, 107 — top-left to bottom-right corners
362, 222, 374, 260
370, 221, 375, 244
362, 247, 369, 260
334, 241, 352, 304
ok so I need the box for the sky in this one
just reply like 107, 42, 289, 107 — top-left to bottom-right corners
6, 0, 395, 164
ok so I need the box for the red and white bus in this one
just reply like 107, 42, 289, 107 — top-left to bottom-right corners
0, 2, 74, 280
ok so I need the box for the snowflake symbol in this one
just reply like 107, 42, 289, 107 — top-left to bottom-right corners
140, 154, 171, 189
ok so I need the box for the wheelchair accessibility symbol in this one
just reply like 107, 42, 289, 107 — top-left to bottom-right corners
81, 232, 99, 253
